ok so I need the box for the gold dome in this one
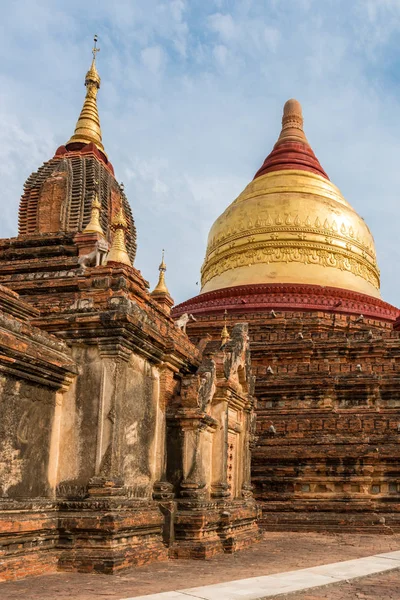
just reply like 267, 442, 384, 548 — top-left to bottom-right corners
201, 100, 380, 298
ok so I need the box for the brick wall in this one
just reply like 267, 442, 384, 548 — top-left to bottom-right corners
185, 308, 400, 531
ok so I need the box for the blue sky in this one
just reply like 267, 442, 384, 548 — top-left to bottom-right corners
1, 0, 400, 305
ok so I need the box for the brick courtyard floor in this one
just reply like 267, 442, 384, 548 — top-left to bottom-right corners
1, 532, 400, 599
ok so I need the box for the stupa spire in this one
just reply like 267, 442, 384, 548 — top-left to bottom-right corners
66, 35, 107, 157
152, 250, 170, 295
83, 190, 104, 236
253, 98, 329, 181
274, 99, 309, 146
151, 250, 174, 313
105, 208, 132, 267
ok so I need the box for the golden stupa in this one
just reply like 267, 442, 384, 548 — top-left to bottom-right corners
201, 99, 380, 298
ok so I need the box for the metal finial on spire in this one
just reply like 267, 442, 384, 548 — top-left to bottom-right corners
92, 35, 100, 60
159, 249, 166, 271
152, 249, 170, 295
66, 35, 106, 156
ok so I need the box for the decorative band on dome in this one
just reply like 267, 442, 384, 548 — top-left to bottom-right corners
254, 141, 329, 180
173, 283, 398, 323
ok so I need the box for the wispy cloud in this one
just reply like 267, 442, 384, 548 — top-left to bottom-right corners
1, 0, 400, 305
141, 46, 166, 74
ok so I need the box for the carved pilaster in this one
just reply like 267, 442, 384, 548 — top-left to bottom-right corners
210, 392, 230, 499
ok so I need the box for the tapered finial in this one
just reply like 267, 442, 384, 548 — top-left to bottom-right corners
152, 249, 170, 295
66, 35, 106, 156
253, 97, 329, 180
275, 99, 309, 146
221, 309, 230, 346
159, 249, 166, 271
83, 188, 104, 235
92, 35, 100, 61
105, 208, 132, 266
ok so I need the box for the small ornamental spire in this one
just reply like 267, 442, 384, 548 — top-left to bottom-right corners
151, 249, 170, 295
105, 207, 132, 266
151, 249, 174, 313
66, 35, 107, 156
83, 186, 104, 235
221, 309, 230, 347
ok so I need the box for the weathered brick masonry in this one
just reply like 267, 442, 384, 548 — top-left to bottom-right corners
0, 285, 76, 580
174, 289, 400, 532
0, 48, 259, 580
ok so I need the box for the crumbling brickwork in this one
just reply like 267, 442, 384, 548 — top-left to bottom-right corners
18, 146, 137, 263
0, 52, 260, 582
166, 323, 259, 558
0, 215, 258, 580
0, 284, 76, 580
174, 291, 400, 533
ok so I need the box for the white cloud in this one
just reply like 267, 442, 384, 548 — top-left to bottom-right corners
208, 13, 237, 41
213, 44, 228, 67
141, 45, 166, 74
264, 26, 280, 52
170, 0, 186, 22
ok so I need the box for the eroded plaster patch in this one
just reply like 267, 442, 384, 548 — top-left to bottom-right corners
0, 439, 23, 495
